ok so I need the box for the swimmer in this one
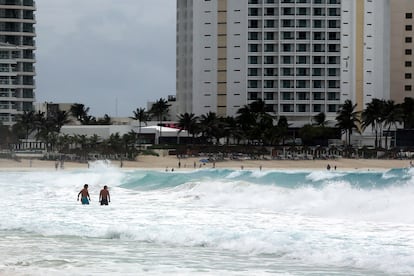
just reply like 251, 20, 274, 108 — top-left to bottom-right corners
77, 184, 91, 205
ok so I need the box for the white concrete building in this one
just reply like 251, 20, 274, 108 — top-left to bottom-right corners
341, 0, 390, 113
176, 0, 391, 127
0, 0, 36, 126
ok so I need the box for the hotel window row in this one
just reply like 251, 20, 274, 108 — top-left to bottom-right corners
406, 13, 413, 92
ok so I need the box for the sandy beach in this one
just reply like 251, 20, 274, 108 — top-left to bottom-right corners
0, 156, 411, 171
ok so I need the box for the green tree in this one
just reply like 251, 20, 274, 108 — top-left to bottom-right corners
401, 97, 414, 129
223, 116, 242, 145
16, 110, 35, 139
70, 103, 90, 124
313, 112, 327, 127
131, 108, 150, 148
177, 112, 199, 142
199, 111, 223, 144
383, 100, 403, 149
149, 98, 170, 144
361, 99, 384, 148
33, 111, 46, 139
277, 116, 290, 146
236, 105, 256, 143
97, 114, 111, 125
54, 110, 71, 131
336, 100, 360, 146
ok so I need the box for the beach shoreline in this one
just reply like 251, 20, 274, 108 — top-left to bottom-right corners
0, 156, 411, 172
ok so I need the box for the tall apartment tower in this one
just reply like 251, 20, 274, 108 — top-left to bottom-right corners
390, 0, 414, 104
0, 0, 36, 126
177, 0, 390, 126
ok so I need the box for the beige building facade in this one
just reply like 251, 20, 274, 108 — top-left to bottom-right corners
390, 0, 414, 104
177, 0, 392, 127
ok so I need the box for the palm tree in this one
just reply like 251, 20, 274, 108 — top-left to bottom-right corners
277, 116, 290, 146
122, 131, 137, 159
149, 98, 170, 144
249, 99, 266, 114
17, 110, 35, 139
70, 103, 90, 124
313, 112, 327, 127
88, 134, 100, 153
54, 110, 71, 131
383, 100, 403, 149
336, 99, 360, 146
97, 114, 111, 125
401, 97, 414, 129
177, 112, 199, 142
361, 99, 384, 148
255, 113, 275, 145
223, 116, 242, 145
57, 134, 71, 153
131, 108, 149, 148
199, 111, 221, 144
33, 111, 46, 139
236, 105, 256, 144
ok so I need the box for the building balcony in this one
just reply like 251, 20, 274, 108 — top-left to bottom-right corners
0, 30, 35, 37
0, 0, 35, 7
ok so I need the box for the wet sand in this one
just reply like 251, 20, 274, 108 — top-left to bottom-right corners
0, 156, 411, 171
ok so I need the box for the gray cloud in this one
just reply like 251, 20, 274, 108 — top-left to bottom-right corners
35, 0, 176, 117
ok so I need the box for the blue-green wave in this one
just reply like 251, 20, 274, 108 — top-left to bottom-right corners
119, 168, 413, 191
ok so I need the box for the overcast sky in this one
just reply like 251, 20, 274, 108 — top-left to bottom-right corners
35, 0, 176, 117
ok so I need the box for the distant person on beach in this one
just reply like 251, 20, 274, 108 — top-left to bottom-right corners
99, 185, 110, 206
77, 184, 90, 205
327, 164, 331, 171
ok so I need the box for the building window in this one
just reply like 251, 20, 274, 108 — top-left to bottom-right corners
264, 92, 274, 100
405, 85, 412, 91
248, 92, 258, 101
406, 37, 413, 43
248, 80, 259, 88
313, 92, 325, 100
313, 104, 322, 113
405, 61, 412, 67
282, 104, 294, 113
282, 92, 293, 100
406, 25, 413, 31
328, 92, 339, 101
248, 56, 258, 64
297, 104, 307, 113
248, 68, 258, 76
406, 49, 412, 55
249, 20, 259, 28
248, 32, 259, 40
249, 44, 259, 52
328, 104, 338, 113
264, 44, 275, 52
406, 13, 413, 19
405, 73, 412, 79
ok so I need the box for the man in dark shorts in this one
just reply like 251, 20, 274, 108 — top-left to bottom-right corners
99, 185, 110, 205
77, 184, 91, 204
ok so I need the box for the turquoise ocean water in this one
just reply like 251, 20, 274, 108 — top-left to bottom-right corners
0, 161, 413, 275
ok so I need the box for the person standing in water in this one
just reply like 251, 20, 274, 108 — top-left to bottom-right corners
77, 184, 91, 205
99, 185, 110, 205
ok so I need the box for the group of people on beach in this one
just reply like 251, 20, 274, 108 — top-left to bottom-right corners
77, 184, 110, 205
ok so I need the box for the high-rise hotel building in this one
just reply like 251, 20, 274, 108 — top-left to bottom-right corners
390, 0, 414, 104
177, 0, 390, 126
0, 0, 36, 126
